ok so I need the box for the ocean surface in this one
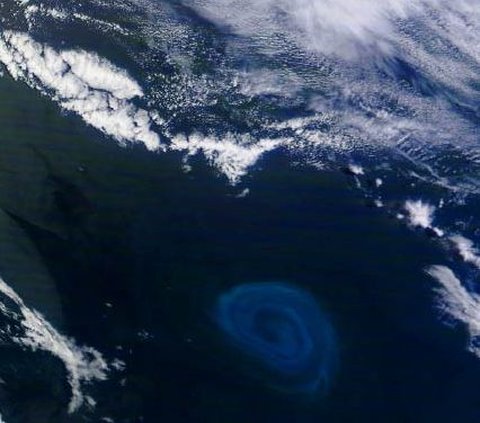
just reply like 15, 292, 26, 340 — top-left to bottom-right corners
0, 0, 479, 421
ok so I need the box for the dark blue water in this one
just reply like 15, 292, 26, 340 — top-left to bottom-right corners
0, 79, 476, 420
0, 1, 480, 421
6, 146, 472, 422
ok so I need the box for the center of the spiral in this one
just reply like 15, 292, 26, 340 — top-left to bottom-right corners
251, 307, 305, 359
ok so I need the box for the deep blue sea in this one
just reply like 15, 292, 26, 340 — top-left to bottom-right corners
0, 0, 480, 422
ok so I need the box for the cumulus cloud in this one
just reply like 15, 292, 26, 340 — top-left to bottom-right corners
404, 200, 444, 236
0, 31, 161, 151
0, 30, 290, 184
170, 132, 284, 183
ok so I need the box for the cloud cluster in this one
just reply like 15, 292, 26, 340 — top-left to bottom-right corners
0, 31, 161, 151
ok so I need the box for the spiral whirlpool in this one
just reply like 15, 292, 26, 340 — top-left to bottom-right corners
214, 282, 337, 394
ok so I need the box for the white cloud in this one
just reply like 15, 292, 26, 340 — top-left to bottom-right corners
450, 235, 480, 270
189, 0, 436, 59
0, 277, 110, 413
405, 200, 435, 229
23, 4, 128, 35
426, 265, 480, 358
0, 31, 161, 151
170, 132, 284, 184
404, 200, 444, 236
347, 164, 364, 176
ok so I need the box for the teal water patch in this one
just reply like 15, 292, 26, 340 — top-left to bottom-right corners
214, 282, 337, 395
